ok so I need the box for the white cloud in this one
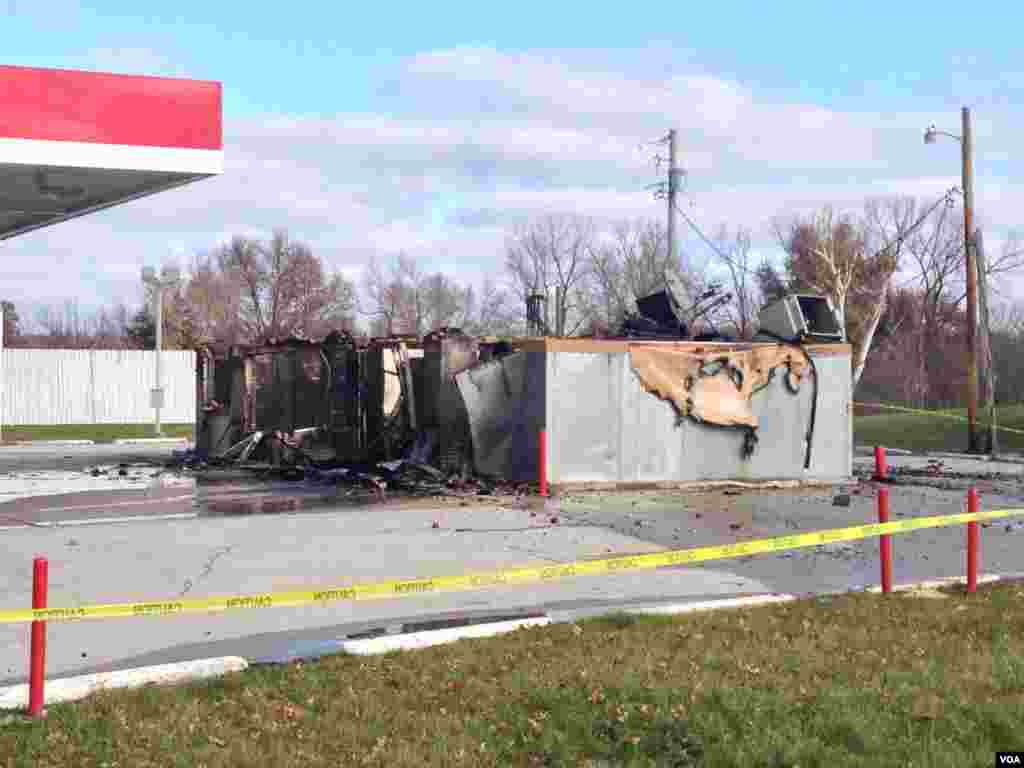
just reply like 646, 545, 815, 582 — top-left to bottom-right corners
4, 45, 1024, 318
82, 47, 194, 79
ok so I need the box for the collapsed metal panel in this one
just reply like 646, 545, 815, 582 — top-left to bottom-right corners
455, 350, 545, 481
431, 336, 480, 472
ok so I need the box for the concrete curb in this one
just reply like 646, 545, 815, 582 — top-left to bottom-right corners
853, 446, 913, 456
0, 656, 248, 711
340, 617, 551, 656
8, 440, 96, 447
628, 593, 798, 616
864, 573, 1009, 594
112, 438, 191, 446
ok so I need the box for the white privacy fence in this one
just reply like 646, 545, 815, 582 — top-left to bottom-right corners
0, 349, 196, 425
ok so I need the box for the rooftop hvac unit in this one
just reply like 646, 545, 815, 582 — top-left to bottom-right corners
756, 294, 844, 343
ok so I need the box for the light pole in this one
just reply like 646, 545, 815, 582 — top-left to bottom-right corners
141, 265, 180, 437
925, 107, 980, 453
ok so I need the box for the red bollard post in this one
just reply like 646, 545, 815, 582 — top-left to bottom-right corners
874, 446, 888, 481
538, 429, 548, 498
28, 557, 48, 717
967, 487, 979, 594
878, 487, 892, 594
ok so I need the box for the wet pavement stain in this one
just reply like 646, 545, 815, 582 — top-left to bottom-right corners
202, 493, 343, 517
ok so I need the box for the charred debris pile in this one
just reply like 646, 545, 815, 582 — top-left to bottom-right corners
175, 327, 527, 496
172, 288, 844, 494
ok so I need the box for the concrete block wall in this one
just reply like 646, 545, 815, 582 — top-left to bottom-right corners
458, 339, 852, 486
545, 347, 851, 485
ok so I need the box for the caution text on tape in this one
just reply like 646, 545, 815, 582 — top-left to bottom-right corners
1, 507, 1021, 624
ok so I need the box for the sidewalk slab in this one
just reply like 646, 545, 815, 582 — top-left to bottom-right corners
113, 438, 190, 446
8, 440, 96, 447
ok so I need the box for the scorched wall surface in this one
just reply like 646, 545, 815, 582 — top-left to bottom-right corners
458, 341, 851, 485
546, 344, 851, 485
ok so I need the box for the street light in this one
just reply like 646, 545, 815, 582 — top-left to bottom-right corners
924, 107, 980, 453
141, 265, 181, 437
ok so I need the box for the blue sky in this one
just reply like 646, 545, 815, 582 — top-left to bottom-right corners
3, 0, 1023, 319
7, 1, 1019, 115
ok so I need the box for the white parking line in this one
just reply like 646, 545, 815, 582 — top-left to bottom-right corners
35, 494, 193, 514
41, 512, 199, 528
0, 512, 200, 530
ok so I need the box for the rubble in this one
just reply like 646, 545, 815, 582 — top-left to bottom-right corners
181, 288, 847, 495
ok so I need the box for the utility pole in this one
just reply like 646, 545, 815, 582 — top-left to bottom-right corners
962, 106, 980, 454
975, 227, 997, 455
142, 265, 180, 437
667, 132, 684, 274
154, 285, 164, 437
646, 128, 684, 286
667, 128, 678, 268
925, 107, 981, 453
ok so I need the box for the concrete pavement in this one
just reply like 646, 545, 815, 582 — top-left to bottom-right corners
0, 447, 1021, 689
0, 502, 773, 683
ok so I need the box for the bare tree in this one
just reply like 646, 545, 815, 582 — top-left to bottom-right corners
89, 303, 134, 349
580, 217, 713, 336
180, 253, 246, 347
981, 231, 1024, 301
715, 226, 760, 340
777, 206, 899, 387
360, 254, 403, 336
394, 254, 429, 335
423, 272, 466, 331
990, 298, 1024, 336
359, 252, 431, 336
218, 230, 355, 343
505, 214, 593, 336
460, 276, 517, 336
862, 197, 962, 400
1, 300, 20, 346
35, 300, 92, 347
754, 261, 788, 305
584, 218, 672, 330
276, 247, 355, 338
359, 253, 516, 337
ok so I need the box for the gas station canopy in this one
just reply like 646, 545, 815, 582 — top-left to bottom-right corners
0, 64, 222, 240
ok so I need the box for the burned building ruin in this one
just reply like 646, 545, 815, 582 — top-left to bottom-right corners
193, 293, 853, 491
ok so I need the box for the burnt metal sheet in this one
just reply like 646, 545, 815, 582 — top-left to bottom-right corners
456, 351, 545, 482
628, 345, 809, 429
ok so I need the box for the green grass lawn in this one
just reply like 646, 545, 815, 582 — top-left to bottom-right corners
0, 423, 194, 444
2, 581, 1022, 767
854, 403, 1024, 453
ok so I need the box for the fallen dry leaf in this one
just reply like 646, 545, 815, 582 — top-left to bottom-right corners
911, 693, 945, 720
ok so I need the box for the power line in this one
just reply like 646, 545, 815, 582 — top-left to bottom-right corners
673, 200, 760, 277
671, 186, 961, 282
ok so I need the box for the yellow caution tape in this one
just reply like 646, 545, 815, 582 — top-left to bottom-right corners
1, 507, 1022, 624
855, 401, 1024, 437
